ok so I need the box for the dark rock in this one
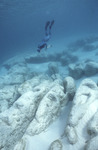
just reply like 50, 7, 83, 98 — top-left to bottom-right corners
68, 63, 84, 79
84, 61, 98, 76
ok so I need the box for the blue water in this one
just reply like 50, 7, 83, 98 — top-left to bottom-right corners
0, 0, 98, 63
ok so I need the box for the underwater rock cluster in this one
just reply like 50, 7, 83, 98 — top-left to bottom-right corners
0, 56, 76, 150
48, 62, 59, 76
25, 51, 78, 66
64, 78, 98, 149
3, 56, 26, 70
85, 110, 98, 150
0, 85, 19, 112
0, 53, 98, 150
48, 139, 63, 150
69, 61, 98, 79
68, 36, 98, 52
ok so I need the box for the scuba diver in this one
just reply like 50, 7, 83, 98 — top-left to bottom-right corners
37, 20, 54, 52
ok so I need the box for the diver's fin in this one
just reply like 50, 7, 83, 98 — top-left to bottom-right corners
50, 20, 54, 29
45, 21, 50, 31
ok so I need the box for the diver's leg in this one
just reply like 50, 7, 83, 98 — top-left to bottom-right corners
45, 21, 50, 35
49, 20, 54, 34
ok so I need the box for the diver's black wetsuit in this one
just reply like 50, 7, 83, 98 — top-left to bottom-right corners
37, 20, 54, 52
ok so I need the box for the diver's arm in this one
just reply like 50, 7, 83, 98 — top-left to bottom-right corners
45, 44, 52, 50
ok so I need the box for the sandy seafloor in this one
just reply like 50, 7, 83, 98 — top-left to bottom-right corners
0, 34, 98, 150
